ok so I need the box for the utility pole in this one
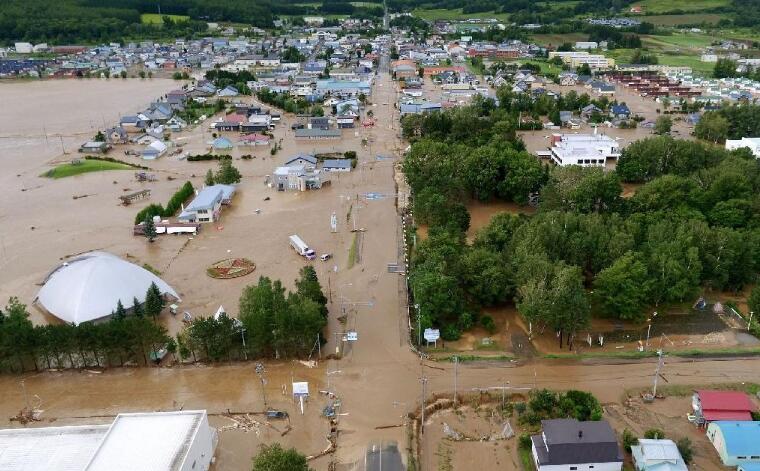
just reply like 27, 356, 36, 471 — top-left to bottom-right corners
749, 311, 754, 331
652, 350, 665, 398
420, 353, 427, 435
453, 356, 458, 407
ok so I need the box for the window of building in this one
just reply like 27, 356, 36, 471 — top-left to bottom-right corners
570, 467, 577, 470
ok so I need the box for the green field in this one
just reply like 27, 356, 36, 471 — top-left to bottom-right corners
642, 32, 716, 50
42, 159, 134, 179
411, 8, 510, 21
140, 13, 190, 24
644, 13, 723, 25
630, 0, 729, 13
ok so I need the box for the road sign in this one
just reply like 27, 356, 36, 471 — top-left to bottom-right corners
423, 329, 440, 343
345, 331, 358, 342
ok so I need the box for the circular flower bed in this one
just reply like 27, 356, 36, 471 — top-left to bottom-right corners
207, 258, 256, 279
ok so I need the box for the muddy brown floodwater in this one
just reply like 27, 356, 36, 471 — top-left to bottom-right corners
1, 72, 760, 471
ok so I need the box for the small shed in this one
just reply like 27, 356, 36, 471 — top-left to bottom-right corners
693, 390, 756, 422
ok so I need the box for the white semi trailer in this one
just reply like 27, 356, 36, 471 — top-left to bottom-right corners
289, 234, 316, 260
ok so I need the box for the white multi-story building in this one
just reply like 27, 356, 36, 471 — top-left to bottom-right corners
726, 137, 760, 157
548, 51, 615, 69
548, 133, 621, 167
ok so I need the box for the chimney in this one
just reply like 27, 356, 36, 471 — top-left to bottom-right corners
578, 430, 583, 439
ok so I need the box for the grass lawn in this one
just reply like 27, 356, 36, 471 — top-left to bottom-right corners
140, 13, 190, 24
411, 8, 510, 21
630, 0, 729, 13
644, 13, 723, 25
42, 159, 135, 179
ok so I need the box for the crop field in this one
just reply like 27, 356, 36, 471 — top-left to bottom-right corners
630, 0, 729, 13
140, 13, 190, 24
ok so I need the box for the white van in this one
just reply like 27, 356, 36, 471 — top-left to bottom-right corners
289, 234, 316, 260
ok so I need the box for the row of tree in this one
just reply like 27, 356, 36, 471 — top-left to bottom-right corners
0, 294, 169, 373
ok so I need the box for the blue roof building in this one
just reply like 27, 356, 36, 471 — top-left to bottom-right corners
707, 421, 760, 466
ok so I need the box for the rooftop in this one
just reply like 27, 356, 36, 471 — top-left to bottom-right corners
710, 421, 760, 457
0, 425, 109, 471
86, 411, 205, 471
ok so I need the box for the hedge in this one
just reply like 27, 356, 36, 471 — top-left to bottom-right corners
135, 181, 194, 224
187, 153, 232, 162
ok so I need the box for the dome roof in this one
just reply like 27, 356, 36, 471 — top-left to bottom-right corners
36, 251, 179, 325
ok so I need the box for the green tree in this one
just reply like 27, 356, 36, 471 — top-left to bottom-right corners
204, 168, 215, 186
677, 437, 693, 464
215, 158, 242, 184
714, 58, 738, 78
143, 214, 157, 242
654, 115, 672, 135
517, 263, 590, 348
252, 443, 311, 471
593, 252, 651, 321
460, 248, 512, 305
119, 70, 127, 79
132, 297, 143, 317
748, 285, 760, 319
295, 266, 328, 317
695, 113, 729, 143
114, 299, 127, 320
541, 166, 621, 213
139, 70, 146, 79
144, 282, 164, 320
94, 130, 106, 142
239, 277, 288, 357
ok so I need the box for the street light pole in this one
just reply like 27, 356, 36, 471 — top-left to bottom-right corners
255, 363, 267, 409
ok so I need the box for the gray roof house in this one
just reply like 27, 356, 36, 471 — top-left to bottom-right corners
531, 419, 623, 471
284, 154, 318, 168
322, 159, 352, 172
178, 184, 236, 223
294, 128, 341, 140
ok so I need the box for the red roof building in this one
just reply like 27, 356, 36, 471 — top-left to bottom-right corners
693, 390, 757, 422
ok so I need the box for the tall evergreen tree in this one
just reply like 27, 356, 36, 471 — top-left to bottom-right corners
114, 300, 127, 320
144, 282, 164, 320
132, 297, 143, 317
295, 266, 328, 317
143, 214, 157, 242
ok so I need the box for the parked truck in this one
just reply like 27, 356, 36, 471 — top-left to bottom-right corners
289, 234, 316, 260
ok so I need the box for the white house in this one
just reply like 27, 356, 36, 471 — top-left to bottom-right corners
532, 419, 623, 471
726, 137, 760, 158
548, 133, 621, 167
631, 439, 688, 471
141, 140, 167, 160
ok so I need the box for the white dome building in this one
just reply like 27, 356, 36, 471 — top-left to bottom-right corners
36, 251, 180, 325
